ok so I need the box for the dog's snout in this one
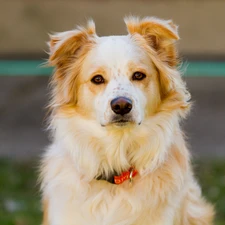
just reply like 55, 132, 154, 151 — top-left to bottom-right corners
111, 97, 132, 115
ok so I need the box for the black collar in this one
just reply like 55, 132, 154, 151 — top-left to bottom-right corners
95, 172, 118, 184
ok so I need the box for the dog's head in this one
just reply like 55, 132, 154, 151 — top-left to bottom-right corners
48, 17, 190, 128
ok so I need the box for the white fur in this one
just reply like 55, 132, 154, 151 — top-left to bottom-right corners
41, 115, 187, 225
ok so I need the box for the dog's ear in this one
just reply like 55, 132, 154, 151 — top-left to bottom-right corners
48, 20, 96, 66
125, 17, 179, 67
47, 21, 97, 114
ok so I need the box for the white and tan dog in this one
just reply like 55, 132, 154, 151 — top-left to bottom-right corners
40, 17, 214, 225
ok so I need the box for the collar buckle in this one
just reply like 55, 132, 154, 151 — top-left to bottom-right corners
129, 167, 134, 184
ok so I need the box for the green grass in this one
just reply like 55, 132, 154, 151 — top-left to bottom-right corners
0, 160, 41, 225
0, 159, 224, 224
195, 160, 225, 224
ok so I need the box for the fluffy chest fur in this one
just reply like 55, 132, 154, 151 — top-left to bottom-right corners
41, 114, 190, 225
41, 129, 189, 225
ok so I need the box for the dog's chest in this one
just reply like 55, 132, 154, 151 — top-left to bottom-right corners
47, 179, 177, 225
48, 184, 138, 225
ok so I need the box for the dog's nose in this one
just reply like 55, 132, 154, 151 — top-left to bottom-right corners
111, 97, 132, 115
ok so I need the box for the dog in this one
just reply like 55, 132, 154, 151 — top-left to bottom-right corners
40, 17, 214, 225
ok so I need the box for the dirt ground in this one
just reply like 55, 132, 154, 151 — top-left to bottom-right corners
0, 76, 225, 160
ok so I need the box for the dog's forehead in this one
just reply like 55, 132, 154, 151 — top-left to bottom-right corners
89, 35, 146, 67
97, 35, 133, 52
81, 35, 153, 80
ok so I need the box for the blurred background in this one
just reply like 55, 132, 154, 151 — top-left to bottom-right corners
0, 0, 225, 224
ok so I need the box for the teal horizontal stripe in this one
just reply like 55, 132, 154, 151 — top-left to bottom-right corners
183, 61, 225, 77
0, 60, 52, 76
0, 60, 225, 77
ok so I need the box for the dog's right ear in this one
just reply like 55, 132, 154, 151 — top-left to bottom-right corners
48, 20, 96, 66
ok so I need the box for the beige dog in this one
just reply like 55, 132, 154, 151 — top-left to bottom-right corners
40, 17, 214, 225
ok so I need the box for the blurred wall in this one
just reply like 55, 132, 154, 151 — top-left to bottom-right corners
1, 0, 225, 57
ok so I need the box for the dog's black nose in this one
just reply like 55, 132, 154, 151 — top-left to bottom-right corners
111, 97, 132, 115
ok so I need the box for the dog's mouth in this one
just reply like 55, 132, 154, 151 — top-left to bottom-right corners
101, 115, 142, 127
114, 119, 130, 126
101, 119, 132, 127
110, 115, 134, 126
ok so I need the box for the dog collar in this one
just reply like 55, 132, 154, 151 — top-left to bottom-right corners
96, 167, 138, 185
114, 167, 138, 184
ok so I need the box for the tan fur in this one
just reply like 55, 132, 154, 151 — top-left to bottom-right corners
125, 16, 179, 67
40, 17, 214, 225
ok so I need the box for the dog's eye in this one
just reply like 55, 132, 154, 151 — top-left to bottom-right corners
91, 75, 105, 84
132, 72, 146, 81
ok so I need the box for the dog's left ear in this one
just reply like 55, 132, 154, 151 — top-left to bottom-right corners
125, 17, 179, 67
